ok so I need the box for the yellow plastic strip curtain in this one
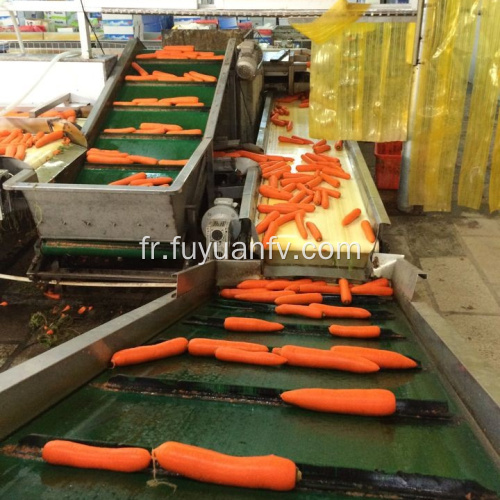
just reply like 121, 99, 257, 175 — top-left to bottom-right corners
489, 114, 500, 212
309, 22, 414, 142
291, 0, 369, 45
408, 0, 479, 211
458, 0, 500, 210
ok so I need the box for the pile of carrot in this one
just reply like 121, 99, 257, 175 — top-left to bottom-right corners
86, 148, 188, 168
113, 96, 206, 107
43, 439, 299, 492
126, 61, 217, 83
104, 121, 202, 136
0, 128, 68, 161
136, 45, 225, 61
4, 107, 77, 123
107, 172, 173, 187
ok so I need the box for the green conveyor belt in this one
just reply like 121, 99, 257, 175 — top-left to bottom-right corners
133, 62, 222, 78
93, 137, 200, 159
101, 109, 209, 132
116, 84, 216, 106
0, 297, 499, 499
76, 166, 180, 185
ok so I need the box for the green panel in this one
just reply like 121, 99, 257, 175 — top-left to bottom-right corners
101, 109, 209, 132
41, 240, 176, 259
94, 137, 199, 160
1, 298, 499, 499
132, 62, 221, 78
75, 166, 180, 185
117, 84, 215, 106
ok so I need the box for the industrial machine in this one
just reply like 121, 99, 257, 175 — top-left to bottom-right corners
0, 260, 499, 498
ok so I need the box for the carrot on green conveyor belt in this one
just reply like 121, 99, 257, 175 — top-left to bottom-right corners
235, 290, 296, 303
148, 176, 173, 185
128, 155, 158, 165
305, 221, 322, 242
275, 304, 323, 319
35, 130, 64, 148
188, 338, 269, 357
158, 159, 188, 166
279, 345, 380, 373
328, 324, 381, 338
331, 346, 418, 369
355, 278, 390, 289
141, 123, 183, 132
131, 61, 149, 76
87, 148, 128, 157
350, 285, 394, 296
87, 155, 133, 165
215, 347, 288, 367
275, 293, 323, 306
280, 388, 396, 416
298, 284, 340, 294
189, 71, 217, 82
224, 317, 284, 332
152, 441, 298, 491
361, 220, 376, 243
167, 129, 203, 135
132, 98, 160, 105
125, 75, 157, 81
236, 279, 271, 289
342, 208, 362, 226
103, 127, 136, 134
129, 179, 158, 186
134, 128, 166, 135
259, 185, 293, 201
111, 337, 188, 367
220, 288, 262, 298
309, 303, 371, 319
42, 440, 151, 472
339, 278, 352, 305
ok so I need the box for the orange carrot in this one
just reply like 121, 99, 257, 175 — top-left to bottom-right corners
125, 75, 157, 81
350, 285, 394, 296
188, 338, 269, 357
335, 140, 343, 151
320, 172, 341, 188
42, 440, 151, 472
321, 190, 329, 209
292, 135, 313, 145
339, 278, 352, 305
289, 190, 307, 204
298, 284, 340, 294
275, 293, 323, 305
281, 388, 396, 416
313, 144, 331, 154
317, 187, 341, 199
111, 337, 188, 367
224, 317, 284, 332
278, 136, 304, 145
314, 139, 326, 148
279, 345, 380, 373
220, 288, 263, 299
305, 221, 322, 242
87, 155, 133, 165
134, 128, 166, 135
103, 127, 136, 134
77, 306, 87, 315
266, 279, 311, 291
328, 324, 381, 338
295, 211, 308, 239
342, 208, 362, 226
109, 172, 147, 186
268, 175, 279, 189
167, 129, 202, 135
313, 190, 322, 206
236, 280, 271, 289
361, 220, 376, 243
158, 159, 188, 166
128, 155, 158, 166
44, 291, 60, 300
262, 221, 279, 249
286, 121, 293, 132
331, 346, 418, 369
189, 71, 217, 82
152, 441, 297, 491
275, 304, 323, 319
235, 291, 295, 303
87, 148, 129, 157
140, 123, 182, 131
149, 176, 173, 185
15, 144, 26, 161
353, 278, 390, 289
131, 61, 149, 76
215, 347, 287, 366
305, 176, 323, 189
259, 185, 293, 201
309, 303, 371, 319
35, 130, 64, 148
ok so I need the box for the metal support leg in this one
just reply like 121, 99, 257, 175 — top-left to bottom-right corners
76, 8, 92, 60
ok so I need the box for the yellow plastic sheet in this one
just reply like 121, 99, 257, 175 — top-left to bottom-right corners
408, 0, 479, 211
309, 22, 414, 142
458, 0, 500, 210
291, 0, 369, 45
489, 115, 500, 213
